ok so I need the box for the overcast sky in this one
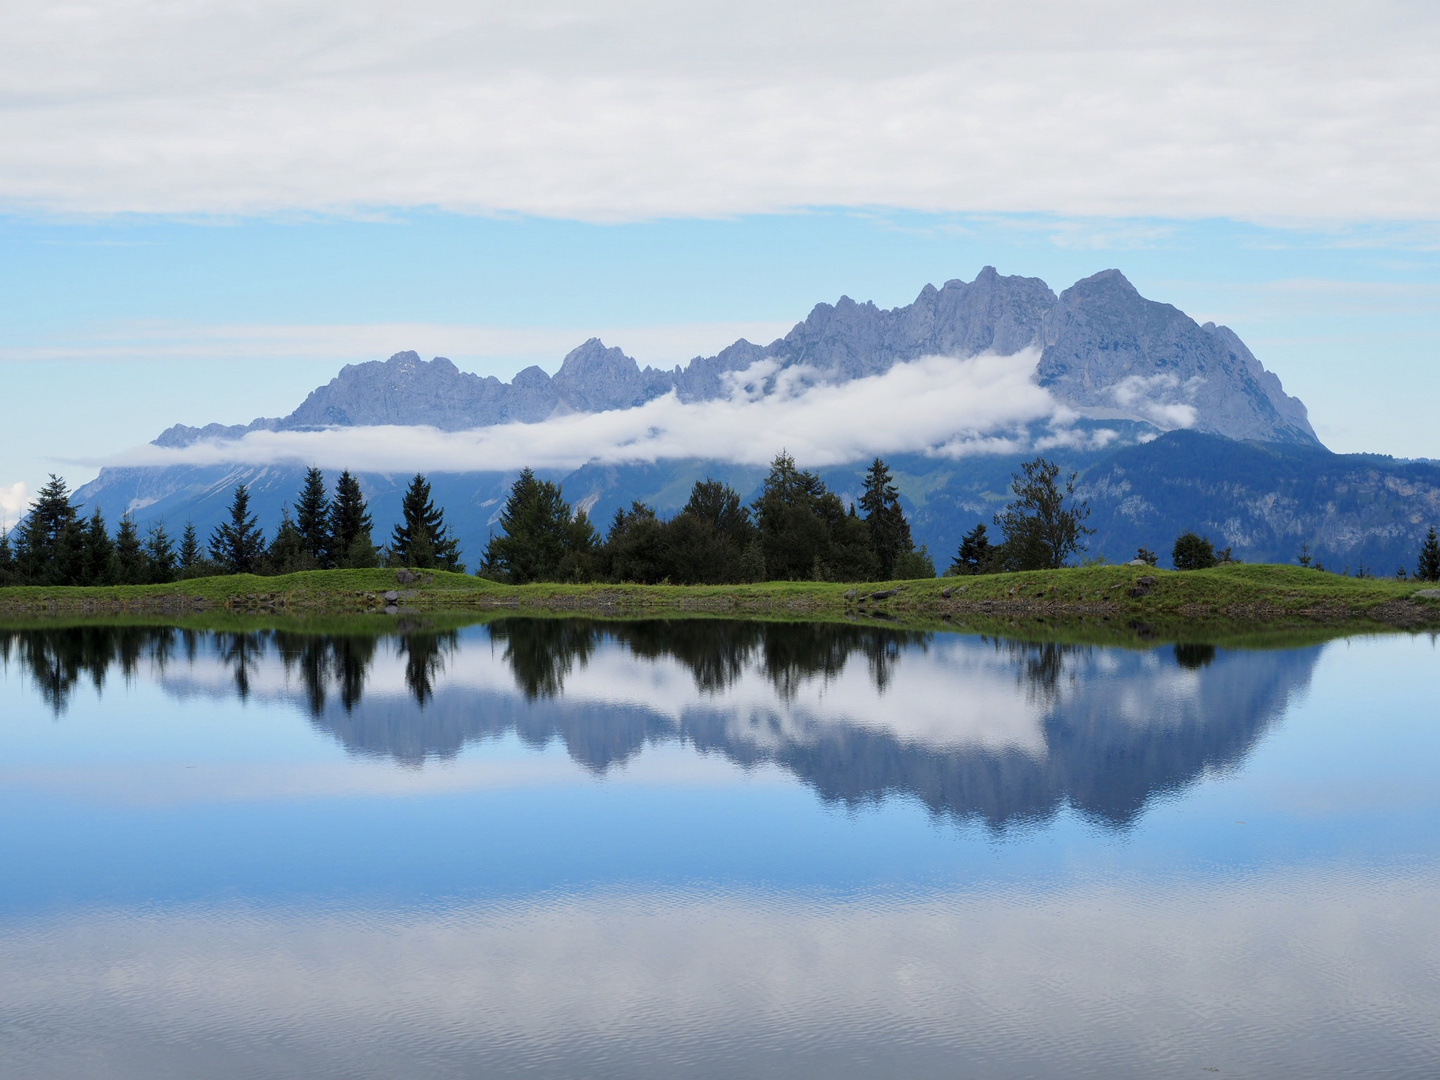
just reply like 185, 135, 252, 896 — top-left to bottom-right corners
3, 0, 1439, 517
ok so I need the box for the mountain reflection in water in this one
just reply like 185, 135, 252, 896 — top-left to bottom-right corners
0, 620, 1318, 831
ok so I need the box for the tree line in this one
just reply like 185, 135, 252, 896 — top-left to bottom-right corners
0, 469, 461, 586
480, 454, 935, 584
7, 455, 1436, 586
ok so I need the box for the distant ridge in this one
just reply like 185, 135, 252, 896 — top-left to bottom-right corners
153, 267, 1318, 450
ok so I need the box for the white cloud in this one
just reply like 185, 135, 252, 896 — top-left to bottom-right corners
1110, 373, 1201, 430
0, 481, 28, 524
101, 350, 1099, 473
1, 1, 1437, 221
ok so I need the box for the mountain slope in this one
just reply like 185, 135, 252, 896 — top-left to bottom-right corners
150, 267, 1317, 450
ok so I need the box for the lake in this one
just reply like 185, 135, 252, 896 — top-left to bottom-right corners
2, 619, 1437, 1078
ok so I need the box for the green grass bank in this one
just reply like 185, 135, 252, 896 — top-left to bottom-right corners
2, 564, 1437, 643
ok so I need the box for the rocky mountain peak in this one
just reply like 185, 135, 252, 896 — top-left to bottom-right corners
144, 267, 1318, 451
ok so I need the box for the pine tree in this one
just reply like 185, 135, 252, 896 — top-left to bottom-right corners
950, 522, 995, 576
1418, 526, 1440, 583
81, 508, 117, 585
484, 468, 575, 583
178, 521, 202, 575
859, 457, 913, 580
266, 508, 307, 574
389, 474, 463, 571
114, 515, 145, 584
17, 475, 78, 584
143, 522, 177, 584
294, 467, 332, 568
329, 471, 376, 568
208, 484, 266, 574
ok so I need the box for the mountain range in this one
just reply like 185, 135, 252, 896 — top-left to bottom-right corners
72, 268, 1438, 573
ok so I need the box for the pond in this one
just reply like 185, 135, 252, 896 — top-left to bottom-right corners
1, 619, 1437, 1078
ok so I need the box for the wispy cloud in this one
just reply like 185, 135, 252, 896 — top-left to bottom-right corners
1, 1, 1437, 222
100, 350, 1134, 474
0, 481, 29, 524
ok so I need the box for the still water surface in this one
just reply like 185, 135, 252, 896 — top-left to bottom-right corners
1, 620, 1438, 1078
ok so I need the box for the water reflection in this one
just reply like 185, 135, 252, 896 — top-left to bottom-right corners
0, 620, 1317, 830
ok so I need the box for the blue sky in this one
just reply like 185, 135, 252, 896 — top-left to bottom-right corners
3, 0, 1439, 521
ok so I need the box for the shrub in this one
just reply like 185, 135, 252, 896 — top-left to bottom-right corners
1172, 532, 1218, 571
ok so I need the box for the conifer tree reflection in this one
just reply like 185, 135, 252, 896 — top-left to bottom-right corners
332, 636, 376, 713
398, 630, 458, 706
214, 631, 267, 701
490, 620, 597, 700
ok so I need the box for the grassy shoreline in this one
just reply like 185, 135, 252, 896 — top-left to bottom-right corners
1, 564, 1437, 643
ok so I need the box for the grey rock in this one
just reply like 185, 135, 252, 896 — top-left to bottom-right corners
384, 590, 399, 602
147, 267, 1316, 452
1037, 270, 1317, 445
1414, 589, 1440, 598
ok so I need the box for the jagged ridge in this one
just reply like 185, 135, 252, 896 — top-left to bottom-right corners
153, 267, 1318, 450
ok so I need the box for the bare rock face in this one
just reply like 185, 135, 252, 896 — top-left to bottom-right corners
550, 339, 676, 413
146, 267, 1318, 451
1037, 270, 1317, 445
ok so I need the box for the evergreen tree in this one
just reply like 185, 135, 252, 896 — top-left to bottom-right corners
601, 501, 669, 583
389, 474, 463, 571
682, 479, 756, 551
949, 522, 996, 576
266, 508, 308, 574
993, 458, 1093, 571
143, 522, 177, 584
329, 471, 377, 568
16, 475, 78, 584
54, 516, 87, 586
114, 515, 146, 584
178, 521, 201, 573
752, 451, 876, 581
484, 468, 576, 583
0, 526, 13, 586
208, 484, 266, 574
81, 508, 117, 585
294, 467, 333, 568
859, 457, 913, 579
1418, 526, 1440, 582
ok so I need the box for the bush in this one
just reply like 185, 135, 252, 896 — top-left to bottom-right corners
1172, 532, 1218, 571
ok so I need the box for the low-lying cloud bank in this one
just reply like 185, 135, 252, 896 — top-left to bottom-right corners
108, 351, 1163, 475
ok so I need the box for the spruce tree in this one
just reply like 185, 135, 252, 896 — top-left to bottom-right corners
208, 484, 266, 574
330, 471, 376, 568
950, 523, 994, 576
485, 468, 576, 583
266, 508, 307, 574
178, 521, 201, 575
0, 527, 13, 586
859, 457, 913, 580
1418, 526, 1440, 583
389, 474, 462, 571
294, 467, 332, 568
143, 523, 177, 584
17, 475, 78, 584
81, 508, 117, 585
54, 516, 87, 586
114, 515, 145, 584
